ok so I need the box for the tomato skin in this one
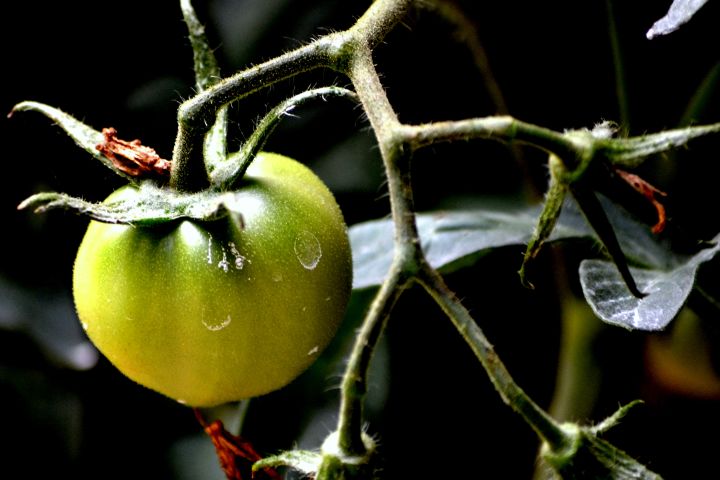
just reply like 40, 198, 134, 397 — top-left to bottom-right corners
73, 152, 352, 407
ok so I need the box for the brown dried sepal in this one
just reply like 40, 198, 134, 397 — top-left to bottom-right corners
615, 168, 668, 234
194, 409, 282, 480
96, 127, 171, 180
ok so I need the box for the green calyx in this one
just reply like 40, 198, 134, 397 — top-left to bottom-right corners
11, 0, 358, 226
316, 432, 378, 480
541, 401, 662, 479
18, 183, 244, 226
249, 431, 378, 480
12, 83, 357, 226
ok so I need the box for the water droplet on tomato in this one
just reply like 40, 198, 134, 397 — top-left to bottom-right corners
228, 241, 249, 270
217, 245, 230, 272
294, 230, 322, 270
202, 314, 232, 331
206, 233, 214, 264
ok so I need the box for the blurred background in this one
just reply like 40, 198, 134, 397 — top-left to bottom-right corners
2, 1, 720, 478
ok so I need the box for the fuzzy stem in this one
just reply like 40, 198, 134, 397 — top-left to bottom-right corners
169, 0, 412, 193
417, 264, 571, 452
337, 269, 411, 456
333, 0, 417, 458
350, 0, 413, 51
180, 0, 229, 175
213, 87, 358, 190
398, 116, 582, 161
170, 36, 342, 192
181, 0, 221, 91
332, 0, 575, 461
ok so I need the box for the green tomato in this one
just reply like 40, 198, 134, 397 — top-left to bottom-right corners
73, 152, 352, 407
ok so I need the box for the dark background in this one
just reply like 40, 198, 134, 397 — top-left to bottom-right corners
2, 1, 720, 478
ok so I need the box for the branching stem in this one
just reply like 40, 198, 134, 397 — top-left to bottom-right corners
170, 36, 343, 192
166, 0, 720, 475
213, 87, 359, 190
337, 269, 411, 455
397, 116, 581, 159
17, 0, 720, 477
332, 0, 572, 463
416, 263, 570, 451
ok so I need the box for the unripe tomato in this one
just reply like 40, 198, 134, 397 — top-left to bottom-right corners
73, 152, 352, 407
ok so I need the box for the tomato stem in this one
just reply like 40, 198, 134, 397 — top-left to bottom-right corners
180, 0, 229, 178
8, 101, 137, 182
213, 87, 359, 191
336, 269, 409, 456
170, 39, 340, 192
417, 264, 573, 452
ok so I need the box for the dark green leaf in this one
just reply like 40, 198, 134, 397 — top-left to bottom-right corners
18, 183, 244, 225
9, 101, 136, 181
543, 402, 662, 479
647, 0, 709, 39
350, 194, 677, 290
350, 200, 593, 290
580, 233, 720, 331
253, 450, 320, 475
571, 187, 644, 298
350, 196, 717, 332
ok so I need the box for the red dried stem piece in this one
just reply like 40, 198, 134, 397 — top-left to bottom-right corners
615, 168, 668, 234
96, 127, 171, 179
194, 409, 282, 480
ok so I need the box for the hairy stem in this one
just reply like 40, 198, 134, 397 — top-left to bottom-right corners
214, 87, 358, 190
180, 0, 229, 175
337, 270, 411, 455
333, 0, 417, 457
350, 0, 413, 51
181, 0, 222, 91
170, 36, 342, 192
417, 263, 570, 452
331, 0, 576, 462
398, 116, 581, 160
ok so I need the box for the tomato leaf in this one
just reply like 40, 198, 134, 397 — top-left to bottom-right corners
350, 199, 592, 290
180, 0, 229, 175
646, 0, 709, 39
600, 122, 720, 168
252, 450, 321, 476
350, 195, 677, 290
9, 101, 137, 181
570, 187, 645, 298
579, 233, 720, 331
350, 196, 717, 332
542, 401, 662, 479
18, 183, 245, 225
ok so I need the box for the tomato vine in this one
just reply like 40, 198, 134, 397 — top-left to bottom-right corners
12, 0, 720, 479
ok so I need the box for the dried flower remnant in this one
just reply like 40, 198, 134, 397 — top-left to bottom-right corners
615, 168, 668, 234
96, 127, 171, 179
194, 409, 283, 480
